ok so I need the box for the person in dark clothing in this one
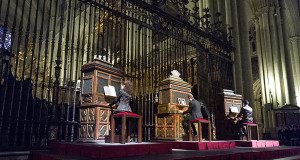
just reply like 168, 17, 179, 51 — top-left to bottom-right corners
278, 127, 284, 145
109, 80, 133, 113
235, 100, 253, 140
109, 80, 133, 135
181, 94, 210, 136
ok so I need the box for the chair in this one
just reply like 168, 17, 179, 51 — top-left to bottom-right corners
242, 122, 259, 141
110, 112, 142, 144
188, 118, 212, 141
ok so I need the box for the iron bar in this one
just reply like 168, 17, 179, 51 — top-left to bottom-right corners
48, 0, 60, 121
105, 7, 109, 61
31, 0, 47, 146
114, 15, 118, 67
69, 0, 78, 142
71, 0, 83, 142
92, 3, 97, 60
63, 0, 73, 141
53, 0, 66, 140
87, 3, 92, 63
109, 9, 114, 64
42, 0, 54, 145
0, 0, 15, 144
12, 0, 34, 146
81, 3, 87, 66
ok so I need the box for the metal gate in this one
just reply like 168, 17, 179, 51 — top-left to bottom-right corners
0, 0, 233, 150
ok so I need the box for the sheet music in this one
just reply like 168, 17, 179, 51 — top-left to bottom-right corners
177, 98, 187, 105
104, 85, 117, 97
229, 106, 239, 113
108, 85, 116, 97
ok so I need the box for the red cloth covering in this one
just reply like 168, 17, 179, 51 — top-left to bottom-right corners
113, 112, 140, 118
190, 118, 209, 123
242, 122, 256, 125
207, 142, 219, 150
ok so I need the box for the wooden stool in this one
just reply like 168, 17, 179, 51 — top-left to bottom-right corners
242, 122, 259, 141
110, 112, 142, 144
188, 118, 212, 142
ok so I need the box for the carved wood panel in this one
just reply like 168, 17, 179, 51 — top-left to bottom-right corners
155, 114, 184, 140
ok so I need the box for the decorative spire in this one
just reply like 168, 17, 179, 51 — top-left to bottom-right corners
191, 0, 200, 28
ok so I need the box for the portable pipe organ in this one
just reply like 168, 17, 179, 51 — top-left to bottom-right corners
80, 59, 123, 141
155, 72, 192, 140
215, 90, 243, 140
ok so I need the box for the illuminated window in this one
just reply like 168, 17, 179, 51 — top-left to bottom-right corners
0, 26, 12, 50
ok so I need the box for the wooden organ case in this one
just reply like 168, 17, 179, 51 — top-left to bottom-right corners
215, 90, 243, 140
80, 59, 123, 141
155, 75, 191, 140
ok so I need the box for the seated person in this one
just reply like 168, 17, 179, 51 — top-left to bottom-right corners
109, 80, 133, 135
181, 94, 210, 136
235, 100, 253, 140
109, 80, 133, 113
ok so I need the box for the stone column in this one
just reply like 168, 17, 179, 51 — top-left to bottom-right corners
275, 4, 291, 104
257, 13, 269, 106
262, 7, 278, 130
237, 0, 255, 106
262, 7, 277, 105
290, 36, 300, 105
255, 19, 266, 105
208, 0, 215, 22
269, 7, 283, 106
225, 0, 232, 26
254, 19, 268, 132
217, 0, 226, 29
253, 1, 297, 133
203, 0, 208, 8
199, 0, 204, 18
230, 0, 243, 95
258, 14, 273, 131
279, 0, 297, 105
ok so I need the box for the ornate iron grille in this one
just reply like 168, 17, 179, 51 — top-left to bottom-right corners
0, 0, 233, 150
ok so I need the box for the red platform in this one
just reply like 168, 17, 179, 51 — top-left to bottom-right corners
172, 147, 300, 160
235, 140, 280, 148
27, 141, 300, 160
28, 142, 172, 160
154, 140, 235, 150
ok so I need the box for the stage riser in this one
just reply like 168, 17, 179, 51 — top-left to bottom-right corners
28, 141, 300, 160
155, 141, 236, 150
173, 148, 300, 160
28, 142, 172, 160
235, 140, 280, 148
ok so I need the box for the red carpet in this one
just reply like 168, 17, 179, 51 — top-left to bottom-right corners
28, 142, 172, 160
154, 140, 235, 150
235, 140, 280, 148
